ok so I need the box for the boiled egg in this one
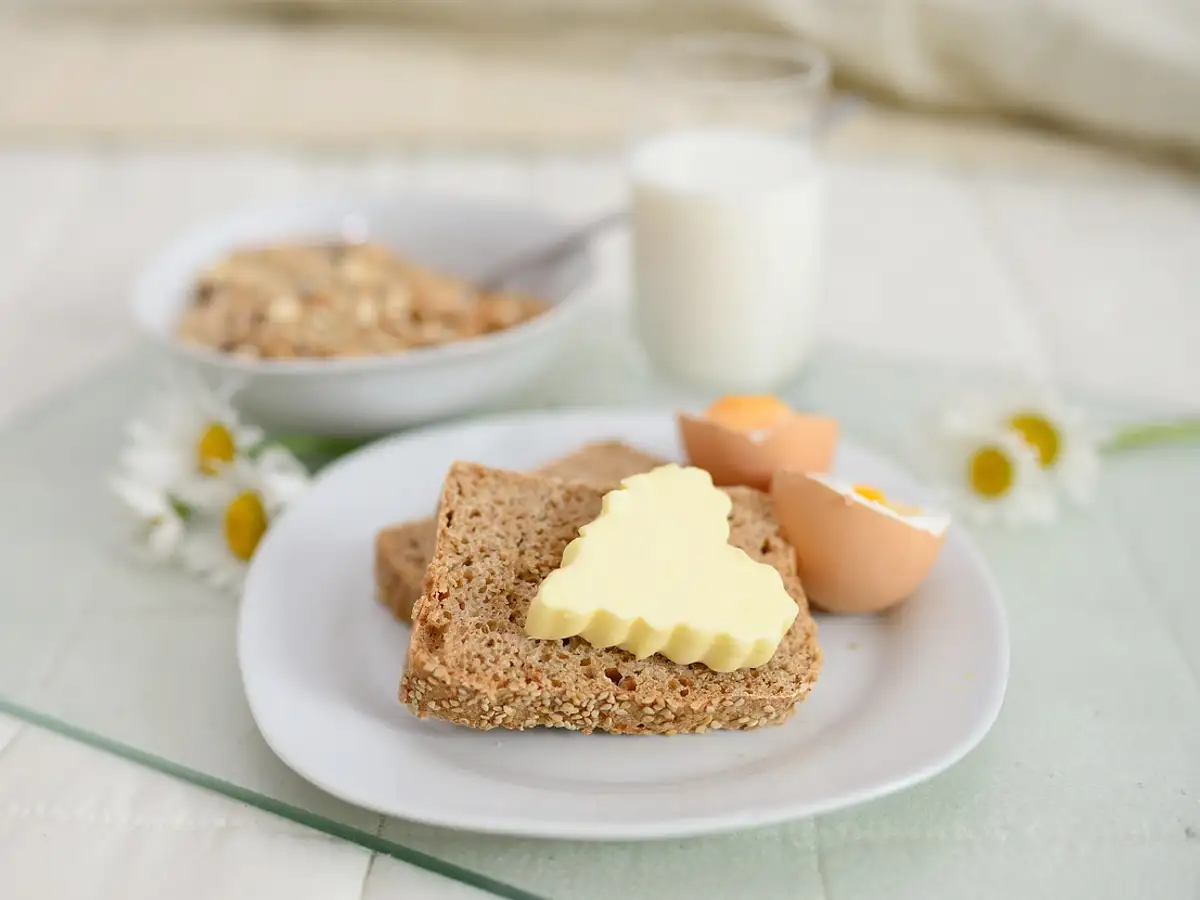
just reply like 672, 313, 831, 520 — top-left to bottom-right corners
677, 395, 840, 491
771, 470, 949, 615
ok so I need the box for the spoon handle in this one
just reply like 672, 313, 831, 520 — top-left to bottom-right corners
479, 208, 627, 292
477, 98, 861, 292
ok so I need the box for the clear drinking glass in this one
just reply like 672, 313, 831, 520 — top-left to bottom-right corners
627, 34, 832, 394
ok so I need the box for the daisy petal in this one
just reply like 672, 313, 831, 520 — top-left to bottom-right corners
147, 517, 185, 560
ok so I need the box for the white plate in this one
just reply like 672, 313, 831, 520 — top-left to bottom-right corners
239, 410, 1009, 840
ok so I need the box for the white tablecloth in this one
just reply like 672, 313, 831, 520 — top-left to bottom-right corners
0, 147, 1197, 899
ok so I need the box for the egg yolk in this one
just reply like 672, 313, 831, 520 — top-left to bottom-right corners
705, 395, 792, 433
852, 484, 888, 504
852, 483, 922, 517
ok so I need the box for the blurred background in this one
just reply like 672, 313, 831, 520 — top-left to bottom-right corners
0, 0, 1198, 414
2, 0, 1198, 164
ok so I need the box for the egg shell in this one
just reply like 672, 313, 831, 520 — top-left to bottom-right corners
770, 469, 946, 615
677, 412, 840, 491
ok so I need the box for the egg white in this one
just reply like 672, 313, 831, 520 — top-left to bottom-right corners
807, 473, 950, 536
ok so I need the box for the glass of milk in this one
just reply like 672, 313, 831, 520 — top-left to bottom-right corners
628, 34, 832, 393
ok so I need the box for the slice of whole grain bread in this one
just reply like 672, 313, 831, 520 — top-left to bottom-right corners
399, 462, 821, 735
375, 440, 666, 621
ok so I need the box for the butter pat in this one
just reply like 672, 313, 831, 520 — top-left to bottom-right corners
525, 464, 799, 672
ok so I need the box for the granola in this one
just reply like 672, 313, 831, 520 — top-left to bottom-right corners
176, 241, 549, 360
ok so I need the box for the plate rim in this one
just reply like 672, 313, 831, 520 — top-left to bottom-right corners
238, 406, 1011, 840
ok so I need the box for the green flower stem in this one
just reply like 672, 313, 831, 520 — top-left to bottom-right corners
259, 417, 1199, 474
1102, 418, 1200, 452
271, 434, 370, 457
268, 434, 374, 471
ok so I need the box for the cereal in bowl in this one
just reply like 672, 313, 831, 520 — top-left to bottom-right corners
177, 242, 549, 360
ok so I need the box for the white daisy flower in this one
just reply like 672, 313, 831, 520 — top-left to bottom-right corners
119, 373, 263, 503
936, 417, 1057, 527
1006, 396, 1100, 506
944, 391, 1101, 507
109, 475, 186, 562
178, 449, 311, 592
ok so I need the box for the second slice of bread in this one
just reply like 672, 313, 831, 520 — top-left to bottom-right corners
375, 441, 667, 621
400, 462, 822, 735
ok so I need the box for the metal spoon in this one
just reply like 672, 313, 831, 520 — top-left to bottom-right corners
477, 208, 626, 292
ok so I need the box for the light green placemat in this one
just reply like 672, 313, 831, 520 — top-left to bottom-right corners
0, 322, 1196, 899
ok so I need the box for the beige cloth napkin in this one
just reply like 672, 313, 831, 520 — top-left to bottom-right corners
1, 1, 1197, 171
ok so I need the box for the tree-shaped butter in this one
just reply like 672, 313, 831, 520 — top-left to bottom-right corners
525, 464, 799, 672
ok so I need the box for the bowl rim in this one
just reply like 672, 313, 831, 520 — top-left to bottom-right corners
130, 191, 597, 376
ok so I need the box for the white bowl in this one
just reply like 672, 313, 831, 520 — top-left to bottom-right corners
132, 194, 595, 437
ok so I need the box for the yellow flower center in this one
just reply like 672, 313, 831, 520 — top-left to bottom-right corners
1009, 412, 1060, 467
224, 491, 268, 562
968, 445, 1015, 498
196, 423, 236, 475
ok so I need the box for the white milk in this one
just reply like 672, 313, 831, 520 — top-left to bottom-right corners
629, 129, 824, 391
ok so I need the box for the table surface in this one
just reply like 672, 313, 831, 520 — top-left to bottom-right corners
0, 146, 1197, 900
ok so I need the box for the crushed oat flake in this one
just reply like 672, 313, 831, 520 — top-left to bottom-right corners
177, 241, 550, 360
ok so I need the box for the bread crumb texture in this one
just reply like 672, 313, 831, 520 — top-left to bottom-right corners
399, 462, 822, 735
375, 440, 668, 621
